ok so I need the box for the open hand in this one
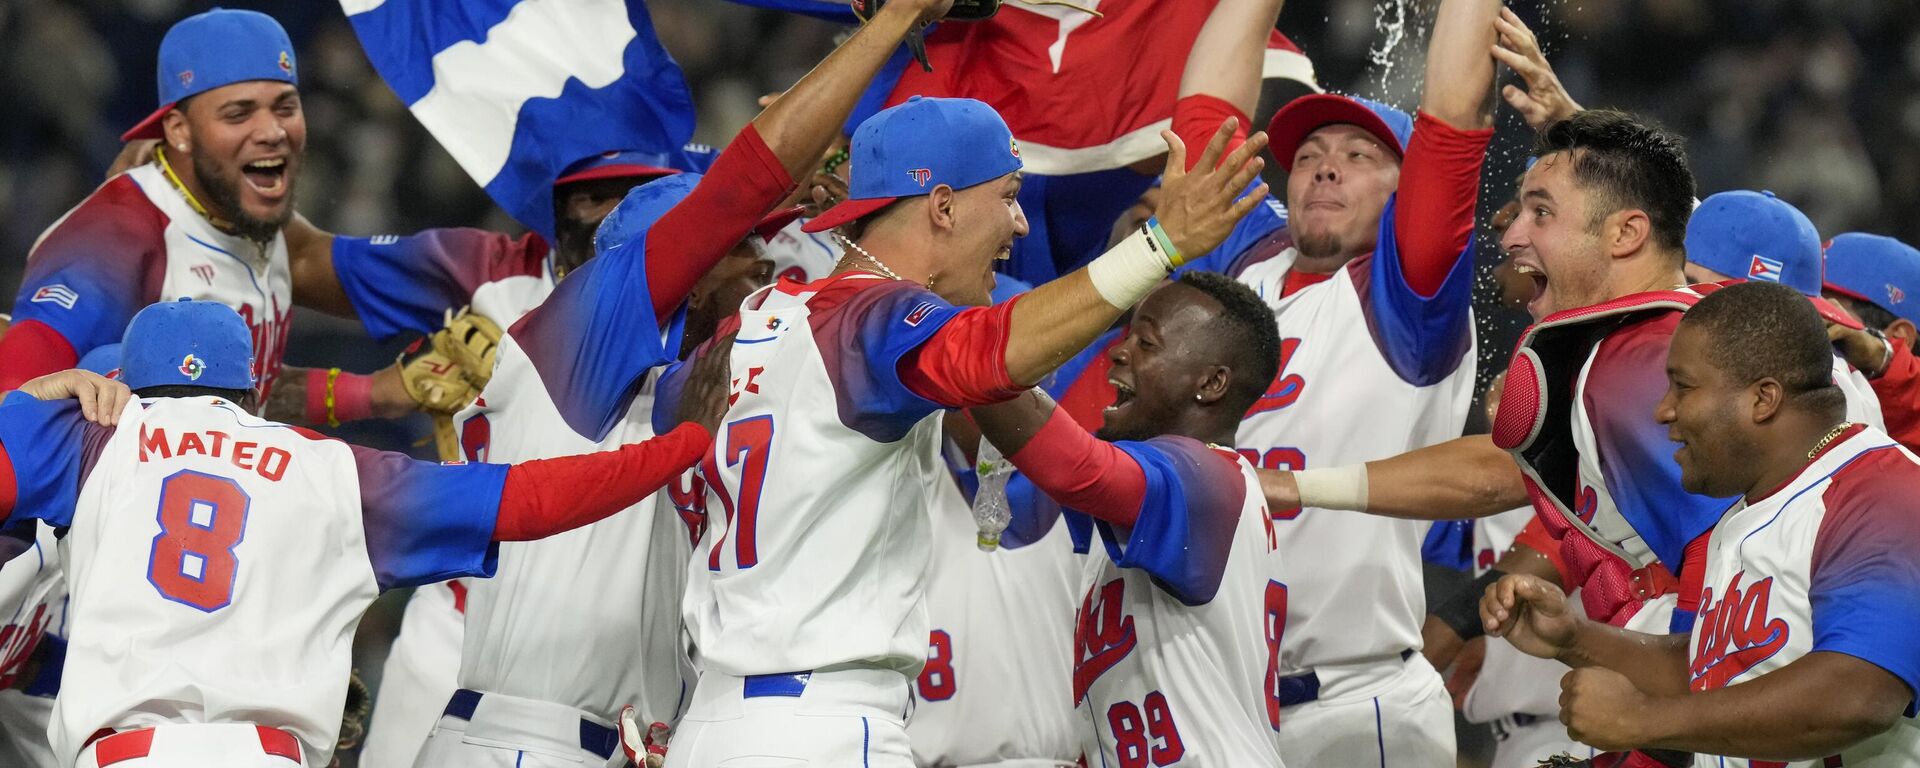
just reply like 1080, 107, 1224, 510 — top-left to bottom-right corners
1481, 573, 1580, 661
1154, 119, 1270, 262
18, 369, 133, 426
1491, 8, 1583, 132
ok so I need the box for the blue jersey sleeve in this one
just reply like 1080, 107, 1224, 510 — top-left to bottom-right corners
331, 229, 549, 341
1583, 314, 1736, 571
1350, 195, 1476, 386
8, 176, 169, 359
1809, 448, 1920, 715
0, 392, 113, 528
809, 281, 964, 443
503, 232, 673, 443
350, 444, 508, 591
1089, 436, 1247, 606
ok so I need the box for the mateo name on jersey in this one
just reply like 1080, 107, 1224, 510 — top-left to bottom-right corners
137, 425, 294, 482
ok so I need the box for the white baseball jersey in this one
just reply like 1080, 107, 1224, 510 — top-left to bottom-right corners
908, 461, 1081, 766
1070, 440, 1285, 767
13, 163, 293, 404
0, 394, 509, 766
1834, 357, 1886, 432
1687, 424, 1920, 768
0, 524, 64, 768
1233, 245, 1477, 674
685, 272, 993, 677
760, 218, 842, 286
1460, 507, 1570, 724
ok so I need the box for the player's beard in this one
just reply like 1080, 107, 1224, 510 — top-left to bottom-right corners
193, 151, 294, 242
553, 214, 598, 280
1294, 228, 1344, 262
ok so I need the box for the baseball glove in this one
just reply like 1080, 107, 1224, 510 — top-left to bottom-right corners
850, 0, 1001, 72
398, 307, 502, 461
335, 668, 372, 760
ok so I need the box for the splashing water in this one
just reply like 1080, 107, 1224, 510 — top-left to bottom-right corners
1367, 0, 1412, 88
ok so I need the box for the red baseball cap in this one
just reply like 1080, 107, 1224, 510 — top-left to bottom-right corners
1266, 94, 1412, 173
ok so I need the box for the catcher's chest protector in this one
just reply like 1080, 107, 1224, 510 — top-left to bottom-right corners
1489, 289, 1701, 566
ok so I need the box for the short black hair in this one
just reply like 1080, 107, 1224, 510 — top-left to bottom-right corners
135, 385, 254, 406
1176, 271, 1280, 413
1536, 110, 1695, 255
1827, 293, 1897, 334
1680, 281, 1844, 416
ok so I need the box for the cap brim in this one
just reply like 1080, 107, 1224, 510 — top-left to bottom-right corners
800, 196, 898, 233
1823, 281, 1874, 306
553, 164, 680, 187
1810, 295, 1865, 330
1266, 94, 1404, 173
755, 206, 806, 242
122, 103, 175, 142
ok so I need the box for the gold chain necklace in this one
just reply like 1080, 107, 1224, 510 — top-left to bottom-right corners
1808, 422, 1857, 460
154, 145, 238, 234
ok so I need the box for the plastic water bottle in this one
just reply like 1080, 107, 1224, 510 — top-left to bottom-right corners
973, 439, 1014, 552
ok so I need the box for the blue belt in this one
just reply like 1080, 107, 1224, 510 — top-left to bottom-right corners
442, 689, 618, 760
1276, 649, 1415, 708
742, 671, 813, 698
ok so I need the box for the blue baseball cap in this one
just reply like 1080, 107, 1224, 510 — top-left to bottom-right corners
119, 299, 257, 393
555, 142, 722, 188
1824, 233, 1920, 325
1686, 190, 1861, 329
803, 96, 1023, 233
77, 344, 124, 380
123, 8, 299, 142
1267, 94, 1413, 172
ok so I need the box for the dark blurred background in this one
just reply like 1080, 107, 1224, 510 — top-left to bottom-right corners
2, 1, 1915, 764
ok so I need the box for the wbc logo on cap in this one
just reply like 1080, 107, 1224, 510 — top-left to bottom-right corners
1010, 137, 1021, 159
907, 168, 933, 187
179, 355, 205, 381
278, 51, 293, 75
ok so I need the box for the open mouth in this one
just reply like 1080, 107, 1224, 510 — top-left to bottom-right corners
1515, 262, 1548, 310
1105, 378, 1136, 413
242, 158, 288, 196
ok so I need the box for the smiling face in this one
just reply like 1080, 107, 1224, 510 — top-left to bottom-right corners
1285, 124, 1400, 262
929, 172, 1027, 307
165, 80, 305, 241
1655, 323, 1756, 496
1097, 282, 1225, 443
1501, 153, 1616, 319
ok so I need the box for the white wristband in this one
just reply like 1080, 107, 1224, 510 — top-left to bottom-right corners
1086, 225, 1176, 309
1293, 465, 1369, 511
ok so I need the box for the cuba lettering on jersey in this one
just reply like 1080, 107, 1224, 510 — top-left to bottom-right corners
907, 462, 1081, 766
1688, 425, 1920, 768
1232, 204, 1477, 674
14, 165, 292, 404
0, 393, 505, 766
684, 273, 964, 677
1071, 440, 1285, 767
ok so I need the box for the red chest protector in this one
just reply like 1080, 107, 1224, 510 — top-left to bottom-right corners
1489, 289, 1702, 626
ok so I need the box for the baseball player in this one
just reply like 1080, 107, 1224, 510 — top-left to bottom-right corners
1676, 190, 1885, 432
0, 521, 63, 768
660, 71, 1266, 761
1149, 0, 1501, 760
1, 9, 311, 399
1820, 233, 1920, 449
0, 299, 719, 768
389, 4, 963, 765
965, 272, 1285, 766
1485, 281, 1920, 767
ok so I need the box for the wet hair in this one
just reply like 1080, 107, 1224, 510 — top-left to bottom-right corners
1535, 110, 1695, 256
1679, 281, 1844, 417
1175, 271, 1280, 413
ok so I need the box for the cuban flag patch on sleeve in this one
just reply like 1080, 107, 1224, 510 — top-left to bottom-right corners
31, 284, 79, 309
904, 302, 939, 327
1747, 255, 1785, 283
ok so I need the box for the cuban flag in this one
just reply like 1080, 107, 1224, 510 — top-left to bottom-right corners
1748, 254, 1785, 283
341, 0, 696, 241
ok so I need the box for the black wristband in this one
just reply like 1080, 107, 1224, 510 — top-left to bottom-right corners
1433, 567, 1505, 642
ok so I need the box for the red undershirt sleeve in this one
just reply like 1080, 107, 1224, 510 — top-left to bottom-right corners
1005, 406, 1146, 527
493, 422, 712, 541
1392, 111, 1493, 298
898, 297, 1025, 407
1171, 94, 1252, 172
0, 440, 16, 522
0, 321, 80, 392
641, 125, 794, 323
1870, 341, 1920, 449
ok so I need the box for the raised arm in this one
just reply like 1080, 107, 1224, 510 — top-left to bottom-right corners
1259, 434, 1527, 521
1418, 0, 1498, 129
1171, 0, 1286, 159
